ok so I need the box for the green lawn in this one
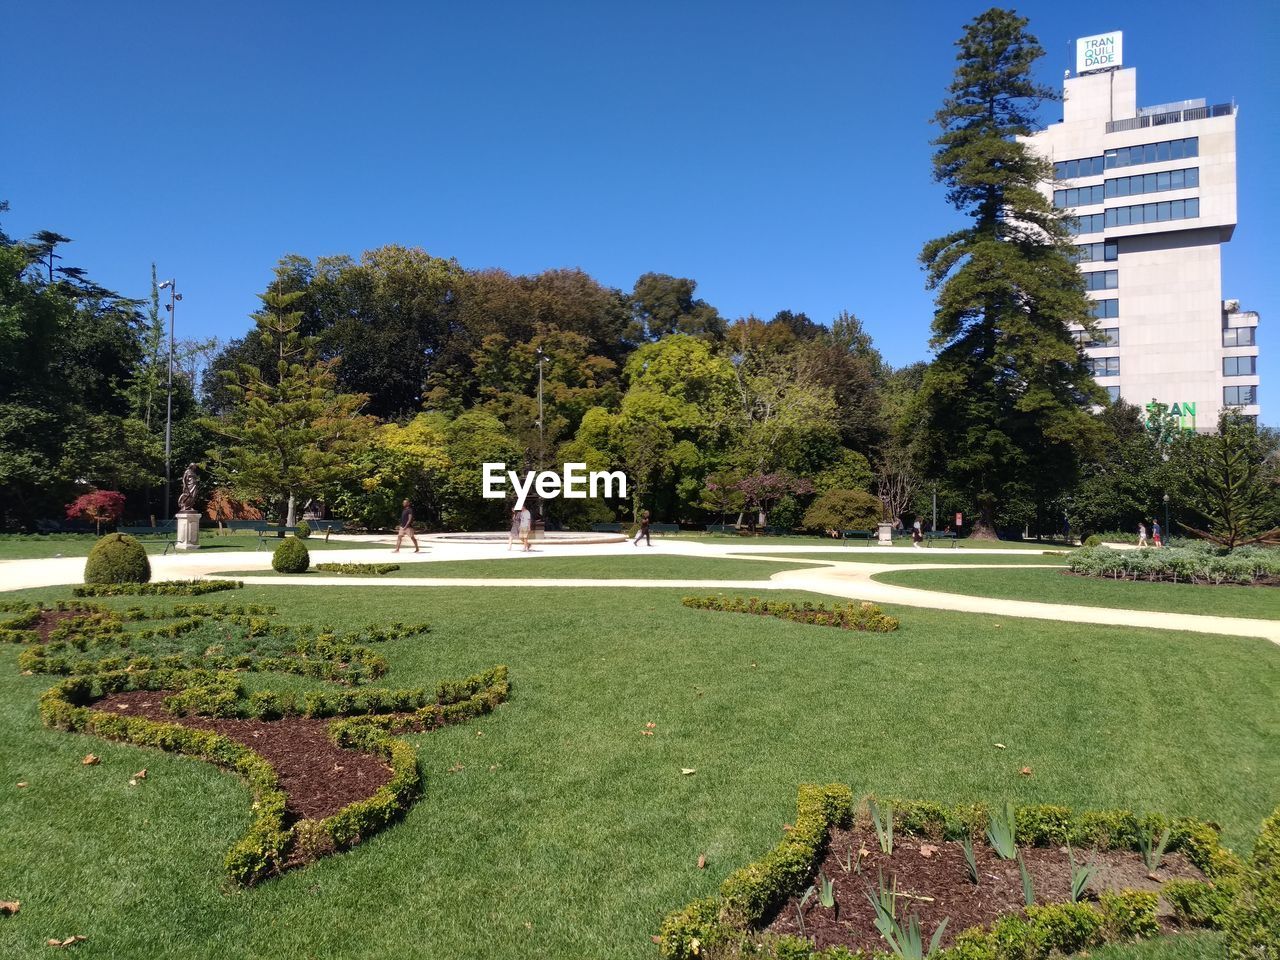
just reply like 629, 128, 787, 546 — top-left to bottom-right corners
1, 585, 1275, 959
0, 534, 376, 560
671, 533, 1075, 551
742, 551, 1067, 566
875, 566, 1280, 621
216, 555, 822, 581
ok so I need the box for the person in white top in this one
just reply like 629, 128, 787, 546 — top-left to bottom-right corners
1137, 522, 1147, 547
519, 506, 533, 551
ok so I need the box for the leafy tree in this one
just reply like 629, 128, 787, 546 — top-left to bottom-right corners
66, 490, 126, 534
913, 8, 1104, 537
628, 273, 725, 342
802, 489, 883, 532
202, 291, 375, 523
1066, 400, 1166, 538
1172, 412, 1280, 548
735, 472, 813, 526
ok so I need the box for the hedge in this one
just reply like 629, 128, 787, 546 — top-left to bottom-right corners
682, 596, 900, 632
657, 789, 1250, 960
73, 580, 243, 597
314, 562, 401, 576
38, 662, 511, 885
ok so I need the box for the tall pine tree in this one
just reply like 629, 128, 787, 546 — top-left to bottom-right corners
915, 8, 1104, 537
203, 290, 374, 523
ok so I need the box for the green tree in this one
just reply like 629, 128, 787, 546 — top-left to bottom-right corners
203, 291, 375, 523
1066, 400, 1166, 538
628, 273, 725, 342
1172, 412, 1280, 548
913, 8, 1104, 537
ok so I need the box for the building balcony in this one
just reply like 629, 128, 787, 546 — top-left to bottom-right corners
1106, 102, 1234, 134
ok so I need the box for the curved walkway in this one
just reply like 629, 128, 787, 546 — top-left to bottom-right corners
2, 536, 1277, 644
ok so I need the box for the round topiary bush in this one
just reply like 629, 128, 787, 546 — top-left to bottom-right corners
1084, 534, 1103, 547
84, 533, 152, 585
295, 520, 311, 540
272, 536, 310, 574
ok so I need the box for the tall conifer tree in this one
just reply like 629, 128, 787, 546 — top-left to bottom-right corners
915, 8, 1104, 537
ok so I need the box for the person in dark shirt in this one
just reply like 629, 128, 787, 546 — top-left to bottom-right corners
393, 499, 420, 553
632, 510, 651, 547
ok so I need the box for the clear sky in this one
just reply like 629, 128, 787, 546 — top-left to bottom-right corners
4, 1, 1277, 421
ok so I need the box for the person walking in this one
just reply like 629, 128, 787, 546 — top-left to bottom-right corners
911, 518, 923, 549
508, 507, 522, 551
1137, 521, 1148, 548
1152, 519, 1163, 548
393, 499, 420, 553
519, 504, 533, 551
633, 510, 652, 547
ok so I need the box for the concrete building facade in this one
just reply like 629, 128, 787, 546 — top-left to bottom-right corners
1025, 43, 1259, 428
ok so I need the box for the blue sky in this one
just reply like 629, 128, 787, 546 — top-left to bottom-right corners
4, 1, 1277, 421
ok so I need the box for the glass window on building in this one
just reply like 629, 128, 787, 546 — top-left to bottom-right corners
1223, 327, 1256, 347
1106, 386, 1121, 401
1089, 299, 1120, 319
1224, 385, 1257, 406
1223, 356, 1257, 377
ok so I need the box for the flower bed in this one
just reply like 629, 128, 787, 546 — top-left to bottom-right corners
1066, 545, 1280, 585
682, 596, 900, 632
656, 786, 1271, 960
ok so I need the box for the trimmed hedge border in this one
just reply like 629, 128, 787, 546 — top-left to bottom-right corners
682, 596, 900, 632
657, 787, 1258, 960
39, 663, 510, 885
73, 580, 244, 597
1067, 545, 1280, 585
314, 562, 402, 576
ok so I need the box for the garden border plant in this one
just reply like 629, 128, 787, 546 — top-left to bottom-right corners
1067, 545, 1280, 586
656, 785, 1266, 960
682, 596, 900, 632
313, 562, 402, 576
73, 579, 244, 597
13, 597, 511, 886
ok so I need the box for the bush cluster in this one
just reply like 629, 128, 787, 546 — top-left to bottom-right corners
272, 536, 310, 573
314, 562, 401, 576
73, 580, 243, 597
1067, 544, 1280, 585
295, 520, 311, 539
658, 789, 1247, 960
83, 533, 151, 584
682, 595, 900, 632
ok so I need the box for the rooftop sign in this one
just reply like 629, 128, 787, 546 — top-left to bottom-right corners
1076, 32, 1122, 74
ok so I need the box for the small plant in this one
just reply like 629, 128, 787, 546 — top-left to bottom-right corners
1068, 847, 1097, 903
869, 798, 894, 855
838, 844, 863, 875
1018, 852, 1035, 906
961, 834, 979, 884
866, 871, 948, 960
986, 801, 1017, 860
818, 870, 836, 910
796, 885, 815, 936
1139, 825, 1171, 872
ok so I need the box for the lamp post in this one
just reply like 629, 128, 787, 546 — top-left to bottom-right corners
157, 279, 182, 519
534, 347, 546, 529
1163, 493, 1170, 548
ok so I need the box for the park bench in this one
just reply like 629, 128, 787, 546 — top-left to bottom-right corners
117, 523, 177, 555
703, 523, 738, 534
924, 531, 958, 547
251, 523, 300, 549
649, 522, 679, 536
302, 519, 344, 541
591, 522, 624, 533
841, 529, 875, 541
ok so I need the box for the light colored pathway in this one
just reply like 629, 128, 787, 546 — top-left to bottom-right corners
2, 535, 1277, 644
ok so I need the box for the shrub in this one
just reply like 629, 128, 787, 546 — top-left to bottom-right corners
74, 580, 241, 597
84, 533, 151, 585
682, 595, 899, 632
296, 520, 311, 539
314, 562, 400, 576
1067, 545, 1280, 586
272, 537, 310, 574
802, 489, 883, 532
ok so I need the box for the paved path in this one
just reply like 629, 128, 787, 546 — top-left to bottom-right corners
2, 536, 1277, 644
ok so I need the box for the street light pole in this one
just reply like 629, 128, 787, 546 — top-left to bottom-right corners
535, 347, 546, 527
158, 280, 181, 519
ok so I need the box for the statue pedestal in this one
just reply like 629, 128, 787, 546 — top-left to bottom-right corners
877, 522, 894, 546
175, 511, 201, 551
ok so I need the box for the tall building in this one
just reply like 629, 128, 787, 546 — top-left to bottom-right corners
1025, 32, 1259, 428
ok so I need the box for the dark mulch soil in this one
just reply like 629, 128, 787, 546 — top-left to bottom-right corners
93, 690, 393, 821
34, 610, 92, 641
765, 826, 1205, 954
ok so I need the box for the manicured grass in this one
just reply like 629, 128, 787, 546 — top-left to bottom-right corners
875, 566, 1280, 621
0, 534, 375, 560
741, 551, 1067, 566
216, 554, 822, 581
1, 584, 1275, 959
673, 533, 1075, 551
